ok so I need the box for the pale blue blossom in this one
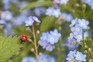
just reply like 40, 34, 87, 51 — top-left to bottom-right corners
60, 0, 69, 4
46, 44, 55, 52
22, 57, 36, 62
45, 7, 61, 18
1, 11, 13, 21
83, 0, 93, 10
66, 38, 79, 50
78, 19, 89, 29
25, 16, 40, 26
75, 51, 86, 61
39, 29, 61, 52
66, 50, 86, 62
60, 13, 73, 22
71, 24, 82, 35
66, 50, 76, 61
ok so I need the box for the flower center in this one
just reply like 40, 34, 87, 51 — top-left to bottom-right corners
69, 56, 73, 59
44, 42, 47, 45
49, 10, 52, 14
48, 45, 52, 48
60, 16, 64, 20
50, 38, 54, 41
78, 35, 82, 39
77, 55, 80, 58
76, 28, 80, 32
81, 22, 85, 25
73, 60, 76, 62
72, 41, 76, 44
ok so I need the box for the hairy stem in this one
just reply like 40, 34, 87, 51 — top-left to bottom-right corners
32, 26, 38, 60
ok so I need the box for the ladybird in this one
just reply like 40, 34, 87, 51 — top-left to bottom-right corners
20, 34, 28, 43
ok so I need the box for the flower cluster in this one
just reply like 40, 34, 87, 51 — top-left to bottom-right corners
65, 18, 89, 50
38, 54, 56, 62
0, 11, 13, 36
66, 50, 86, 62
45, 7, 73, 22
39, 29, 61, 52
70, 18, 89, 42
12, 15, 26, 26
25, 16, 40, 26
22, 54, 55, 62
45, 7, 61, 18
1, 11, 12, 21
82, 0, 93, 10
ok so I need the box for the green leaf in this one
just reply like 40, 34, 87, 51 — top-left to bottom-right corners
20, 1, 53, 11
40, 16, 55, 32
0, 36, 22, 62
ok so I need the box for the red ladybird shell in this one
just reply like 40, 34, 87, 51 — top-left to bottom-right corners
20, 34, 28, 42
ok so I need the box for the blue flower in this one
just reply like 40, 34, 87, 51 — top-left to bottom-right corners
40, 32, 49, 41
70, 18, 78, 27
12, 15, 26, 26
74, 33, 83, 42
84, 31, 89, 39
60, 0, 69, 4
25, 16, 40, 26
89, 3, 93, 9
39, 29, 61, 52
0, 20, 6, 25
46, 44, 55, 52
66, 38, 79, 50
47, 34, 59, 44
39, 41, 48, 49
22, 57, 36, 62
2, 0, 10, 10
66, 50, 86, 62
48, 57, 56, 62
66, 50, 76, 61
1, 11, 13, 21
50, 29, 61, 38
75, 51, 86, 61
82, 0, 91, 4
47, 29, 61, 44
74, 31, 89, 42
45, 7, 61, 18
68, 33, 74, 40
25, 16, 34, 26
69, 18, 89, 42
33, 16, 40, 23
4, 23, 12, 36
39, 32, 49, 49
71, 24, 82, 35
45, 7, 54, 16
52, 9, 61, 18
22, 54, 55, 62
83, 0, 93, 10
59, 13, 73, 22
78, 19, 89, 29
38, 54, 55, 62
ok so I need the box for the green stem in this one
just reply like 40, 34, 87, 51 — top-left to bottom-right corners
82, 6, 86, 19
32, 26, 38, 60
82, 30, 85, 48
81, 0, 86, 19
